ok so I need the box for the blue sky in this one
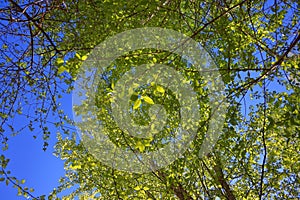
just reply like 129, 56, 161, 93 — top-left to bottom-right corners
0, 130, 65, 199
0, 91, 74, 199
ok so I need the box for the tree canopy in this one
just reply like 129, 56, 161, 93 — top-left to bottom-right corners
0, 0, 299, 199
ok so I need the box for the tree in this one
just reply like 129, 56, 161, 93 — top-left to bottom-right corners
1, 0, 299, 199
0, 0, 71, 198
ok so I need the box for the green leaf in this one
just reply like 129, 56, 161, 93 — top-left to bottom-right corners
17, 187, 22, 196
57, 66, 68, 74
56, 58, 64, 65
75, 53, 81, 59
134, 186, 141, 191
133, 99, 141, 110
136, 141, 145, 152
81, 55, 88, 61
70, 164, 82, 170
156, 85, 165, 93
142, 96, 154, 104
111, 82, 115, 89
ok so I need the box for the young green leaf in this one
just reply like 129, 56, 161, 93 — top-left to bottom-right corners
133, 99, 141, 110
142, 96, 154, 104
156, 85, 165, 93
57, 66, 68, 75
75, 53, 81, 59
136, 141, 145, 152
81, 55, 88, 61
56, 58, 64, 65
134, 186, 141, 191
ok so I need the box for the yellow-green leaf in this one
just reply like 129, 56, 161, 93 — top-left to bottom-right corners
134, 186, 141, 191
56, 58, 64, 65
143, 186, 150, 191
75, 53, 81, 59
57, 66, 68, 74
136, 141, 145, 152
156, 85, 165, 93
111, 82, 115, 89
70, 164, 82, 170
142, 96, 154, 104
81, 55, 88, 61
133, 99, 141, 110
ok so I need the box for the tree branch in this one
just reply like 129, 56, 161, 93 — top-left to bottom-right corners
213, 158, 236, 200
157, 171, 193, 200
2, 168, 38, 199
8, 0, 60, 54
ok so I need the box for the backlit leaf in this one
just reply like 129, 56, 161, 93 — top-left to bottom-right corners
142, 96, 154, 104
133, 99, 141, 110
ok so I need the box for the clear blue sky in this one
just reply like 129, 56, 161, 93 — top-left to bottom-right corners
0, 92, 73, 199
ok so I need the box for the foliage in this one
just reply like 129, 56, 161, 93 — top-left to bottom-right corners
0, 0, 299, 199
0, 0, 71, 199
